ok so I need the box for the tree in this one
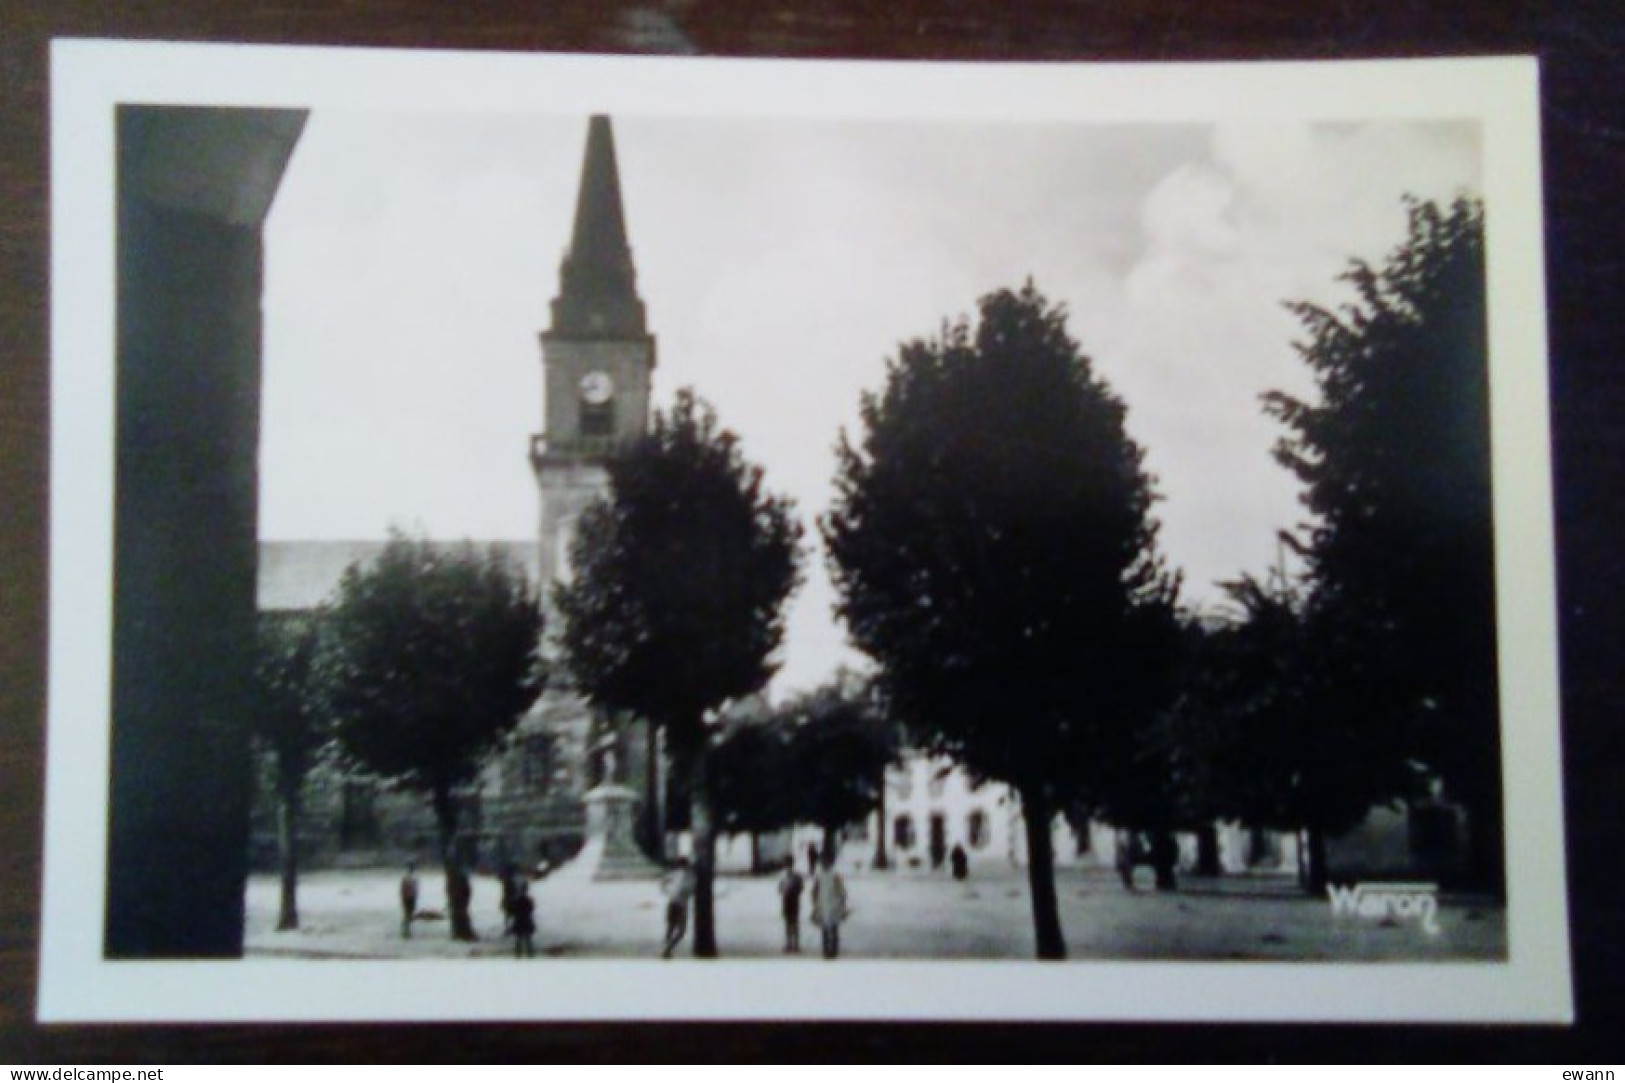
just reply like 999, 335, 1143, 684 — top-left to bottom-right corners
321, 533, 544, 940
1262, 197, 1500, 892
248, 613, 330, 931
710, 678, 899, 871
710, 707, 798, 870
1083, 610, 1202, 891
1171, 571, 1416, 895
783, 678, 899, 861
824, 282, 1178, 959
556, 389, 804, 957
1074, 587, 1189, 889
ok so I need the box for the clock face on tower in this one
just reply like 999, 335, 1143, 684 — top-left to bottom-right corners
579, 370, 615, 406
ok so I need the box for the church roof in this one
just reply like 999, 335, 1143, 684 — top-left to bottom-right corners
257, 539, 542, 612
549, 115, 648, 340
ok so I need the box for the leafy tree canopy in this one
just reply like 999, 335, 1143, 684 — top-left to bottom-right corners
1173, 574, 1416, 841
1264, 197, 1491, 733
824, 281, 1179, 800
556, 388, 805, 742
322, 532, 545, 797
783, 678, 899, 834
250, 612, 331, 788
1262, 196, 1497, 868
710, 709, 798, 837
1084, 613, 1207, 834
711, 678, 898, 842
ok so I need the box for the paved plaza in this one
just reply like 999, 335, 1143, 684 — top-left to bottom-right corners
245, 865, 1504, 962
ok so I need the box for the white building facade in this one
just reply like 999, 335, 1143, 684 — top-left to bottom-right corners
778, 752, 1304, 881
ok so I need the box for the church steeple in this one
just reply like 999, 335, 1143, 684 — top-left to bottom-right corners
532, 113, 657, 585
550, 115, 647, 339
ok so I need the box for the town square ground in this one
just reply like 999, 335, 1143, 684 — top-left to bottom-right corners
246, 866, 1503, 962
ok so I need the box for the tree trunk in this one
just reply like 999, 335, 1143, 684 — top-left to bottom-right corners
1018, 783, 1066, 960
643, 719, 664, 860
433, 787, 477, 941
821, 824, 838, 865
685, 736, 718, 958
1304, 824, 1329, 898
275, 778, 301, 931
1196, 823, 1221, 878
1151, 829, 1178, 891
872, 770, 890, 870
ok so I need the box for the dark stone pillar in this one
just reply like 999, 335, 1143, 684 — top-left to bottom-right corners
106, 107, 304, 958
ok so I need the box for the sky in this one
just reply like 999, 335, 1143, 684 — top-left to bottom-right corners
260, 112, 1481, 697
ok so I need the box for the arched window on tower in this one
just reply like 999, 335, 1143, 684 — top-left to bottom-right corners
581, 398, 616, 439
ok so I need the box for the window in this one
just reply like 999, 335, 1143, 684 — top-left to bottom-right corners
967, 809, 989, 850
520, 734, 552, 790
580, 398, 615, 438
893, 815, 915, 850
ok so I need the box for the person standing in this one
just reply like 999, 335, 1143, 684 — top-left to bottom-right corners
810, 854, 849, 960
499, 861, 521, 934
661, 857, 695, 959
777, 855, 804, 953
399, 862, 419, 939
511, 882, 536, 959
448, 864, 474, 938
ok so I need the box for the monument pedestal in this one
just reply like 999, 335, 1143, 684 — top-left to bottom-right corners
554, 782, 663, 881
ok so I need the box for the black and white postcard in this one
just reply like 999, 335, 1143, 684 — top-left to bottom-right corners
43, 40, 1567, 1021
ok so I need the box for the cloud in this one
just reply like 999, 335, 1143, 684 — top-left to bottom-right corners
1105, 121, 1482, 608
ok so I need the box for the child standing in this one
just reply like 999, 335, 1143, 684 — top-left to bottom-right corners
661, 858, 695, 959
399, 862, 419, 939
511, 883, 536, 959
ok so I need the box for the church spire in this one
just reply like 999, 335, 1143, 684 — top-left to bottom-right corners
550, 115, 647, 339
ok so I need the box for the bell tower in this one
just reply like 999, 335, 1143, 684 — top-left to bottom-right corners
530, 115, 656, 593
521, 116, 665, 878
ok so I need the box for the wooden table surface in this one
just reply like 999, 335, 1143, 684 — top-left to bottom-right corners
2, 0, 1622, 1063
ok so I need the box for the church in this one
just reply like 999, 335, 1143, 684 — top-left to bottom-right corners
252, 116, 665, 876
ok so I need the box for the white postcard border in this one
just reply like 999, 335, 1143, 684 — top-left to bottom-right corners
42, 39, 1569, 1023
